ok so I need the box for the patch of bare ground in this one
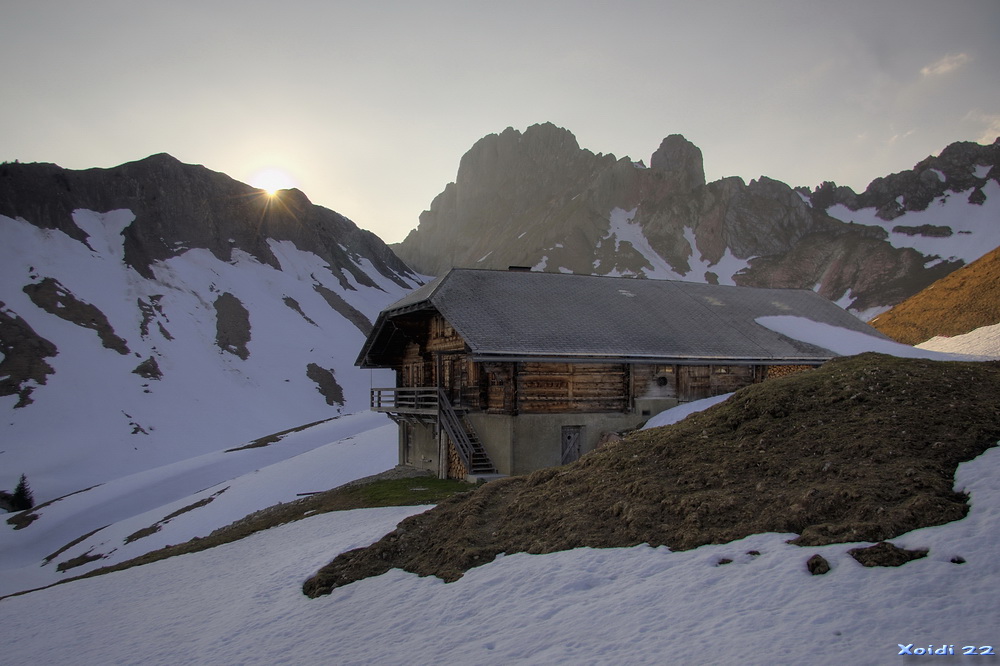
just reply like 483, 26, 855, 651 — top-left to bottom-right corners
123, 488, 229, 544
225, 416, 339, 452
303, 353, 1000, 598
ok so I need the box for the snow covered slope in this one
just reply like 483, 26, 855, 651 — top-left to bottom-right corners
2, 317, 997, 664
0, 209, 418, 501
0, 411, 397, 597
4, 447, 998, 664
0, 156, 422, 506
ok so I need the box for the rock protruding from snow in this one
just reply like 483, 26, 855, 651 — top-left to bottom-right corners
0, 304, 57, 408
22, 277, 129, 355
809, 138, 1000, 220
213, 292, 251, 360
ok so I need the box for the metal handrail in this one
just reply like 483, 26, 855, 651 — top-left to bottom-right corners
436, 388, 474, 471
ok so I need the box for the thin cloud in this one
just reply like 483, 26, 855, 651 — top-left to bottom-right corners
920, 53, 971, 77
964, 110, 1000, 144
887, 129, 917, 145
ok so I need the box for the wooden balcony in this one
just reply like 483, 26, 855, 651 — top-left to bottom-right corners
370, 387, 439, 415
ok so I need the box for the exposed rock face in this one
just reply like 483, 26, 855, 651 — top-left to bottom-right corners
213, 293, 251, 360
306, 363, 344, 406
313, 285, 372, 335
393, 125, 1000, 315
23, 277, 129, 355
396, 123, 620, 277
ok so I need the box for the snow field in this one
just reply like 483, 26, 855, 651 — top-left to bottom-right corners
0, 210, 413, 499
0, 413, 397, 596
2, 444, 998, 665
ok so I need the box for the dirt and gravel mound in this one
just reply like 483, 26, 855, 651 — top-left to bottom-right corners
303, 353, 1000, 598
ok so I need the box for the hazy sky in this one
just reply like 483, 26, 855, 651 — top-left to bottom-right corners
3, 1, 998, 243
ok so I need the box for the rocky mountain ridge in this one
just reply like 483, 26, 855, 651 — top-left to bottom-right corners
0, 154, 411, 287
393, 123, 1000, 316
0, 155, 419, 500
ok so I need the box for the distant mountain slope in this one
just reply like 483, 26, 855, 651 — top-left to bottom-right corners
869, 246, 1000, 345
0, 155, 421, 501
393, 123, 999, 317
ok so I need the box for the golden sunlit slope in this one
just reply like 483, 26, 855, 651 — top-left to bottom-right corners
869, 246, 1000, 345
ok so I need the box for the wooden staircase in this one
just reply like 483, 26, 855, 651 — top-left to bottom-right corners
436, 390, 498, 476
370, 386, 498, 477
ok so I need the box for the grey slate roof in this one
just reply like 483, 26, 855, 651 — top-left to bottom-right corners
358, 269, 890, 366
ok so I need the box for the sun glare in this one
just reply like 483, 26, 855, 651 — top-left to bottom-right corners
249, 167, 297, 196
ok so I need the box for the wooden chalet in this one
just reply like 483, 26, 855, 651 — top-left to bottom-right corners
357, 268, 886, 480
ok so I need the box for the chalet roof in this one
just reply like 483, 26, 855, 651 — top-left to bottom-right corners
357, 268, 889, 366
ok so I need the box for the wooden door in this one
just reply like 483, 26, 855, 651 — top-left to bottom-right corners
561, 426, 583, 465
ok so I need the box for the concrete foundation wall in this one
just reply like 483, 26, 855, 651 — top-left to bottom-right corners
398, 396, 682, 478
467, 410, 657, 476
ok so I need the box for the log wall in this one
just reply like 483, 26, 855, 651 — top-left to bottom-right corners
516, 362, 628, 413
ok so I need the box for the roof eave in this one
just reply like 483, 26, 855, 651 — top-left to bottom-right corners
469, 352, 835, 365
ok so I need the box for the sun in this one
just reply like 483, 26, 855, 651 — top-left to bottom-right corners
249, 167, 298, 196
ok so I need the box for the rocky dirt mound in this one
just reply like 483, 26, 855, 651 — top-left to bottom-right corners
303, 353, 1000, 597
870, 246, 1000, 344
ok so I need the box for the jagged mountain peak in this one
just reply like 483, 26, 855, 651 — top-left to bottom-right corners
394, 124, 1000, 317
807, 137, 1000, 219
650, 134, 704, 191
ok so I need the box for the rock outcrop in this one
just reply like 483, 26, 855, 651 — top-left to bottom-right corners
650, 134, 705, 191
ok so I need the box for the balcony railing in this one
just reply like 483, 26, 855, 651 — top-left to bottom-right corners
370, 387, 439, 414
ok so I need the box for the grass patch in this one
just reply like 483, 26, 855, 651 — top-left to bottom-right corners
124, 488, 228, 544
870, 245, 1000, 344
44, 526, 109, 565
56, 551, 104, 572
339, 478, 470, 508
225, 417, 339, 452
